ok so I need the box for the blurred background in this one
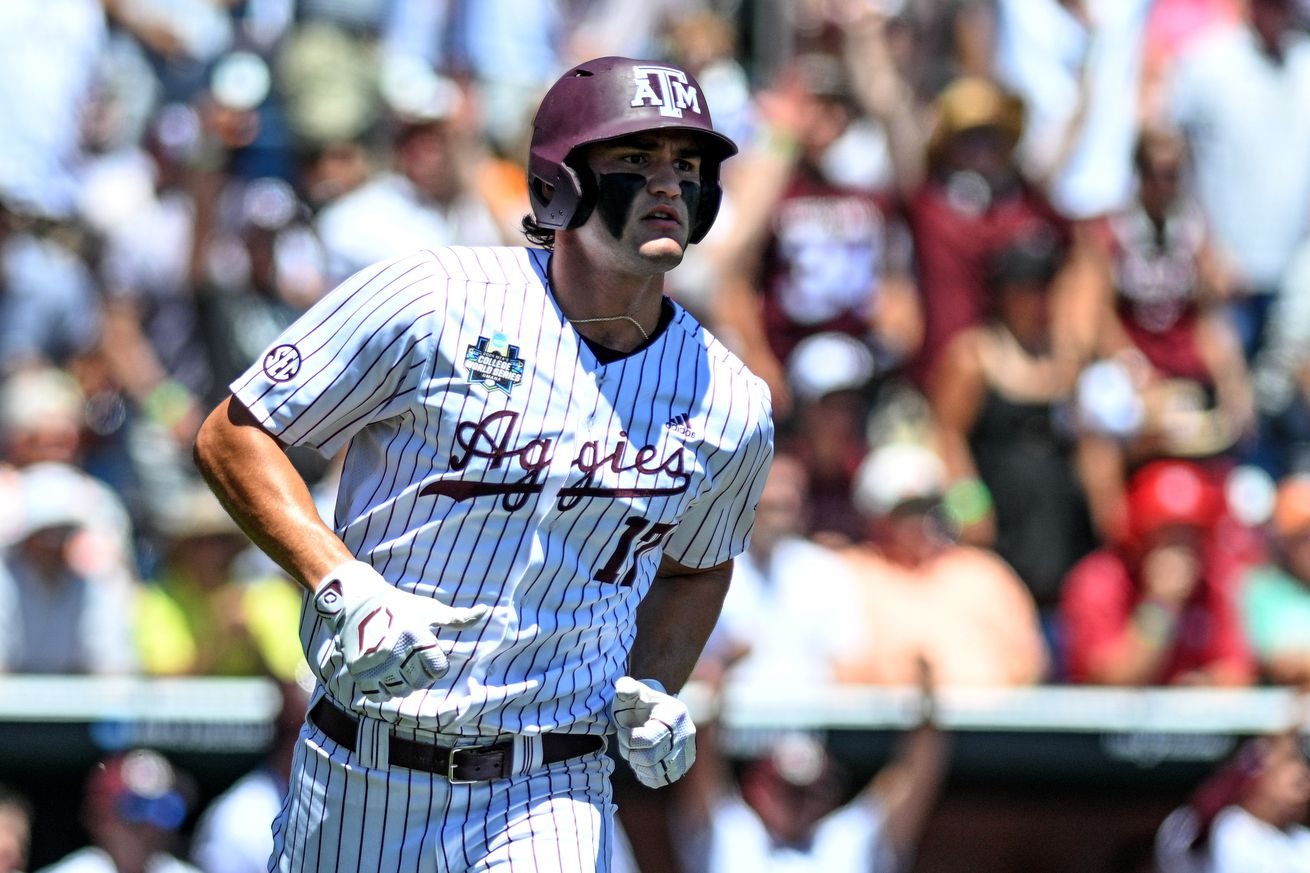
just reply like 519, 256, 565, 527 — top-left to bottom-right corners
4, 0, 1310, 871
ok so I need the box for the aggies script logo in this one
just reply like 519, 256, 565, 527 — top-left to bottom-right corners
420, 410, 691, 512
630, 65, 701, 118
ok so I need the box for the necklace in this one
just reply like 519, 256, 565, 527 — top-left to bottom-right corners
568, 313, 649, 340
567, 294, 651, 341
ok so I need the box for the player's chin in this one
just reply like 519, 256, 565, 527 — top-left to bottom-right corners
637, 236, 687, 270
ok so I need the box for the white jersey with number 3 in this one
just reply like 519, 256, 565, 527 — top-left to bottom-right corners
232, 246, 773, 738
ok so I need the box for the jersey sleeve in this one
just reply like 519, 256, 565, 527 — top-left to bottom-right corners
664, 375, 774, 568
229, 252, 442, 456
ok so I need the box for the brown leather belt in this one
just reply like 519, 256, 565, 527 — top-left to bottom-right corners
308, 697, 604, 783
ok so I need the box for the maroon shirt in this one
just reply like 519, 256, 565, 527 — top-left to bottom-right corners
1060, 545, 1254, 685
759, 167, 900, 363
905, 177, 1067, 387
1093, 201, 1211, 383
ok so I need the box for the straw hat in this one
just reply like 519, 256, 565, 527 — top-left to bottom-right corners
926, 76, 1025, 168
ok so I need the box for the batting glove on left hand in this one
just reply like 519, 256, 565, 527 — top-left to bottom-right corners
314, 560, 490, 702
612, 676, 697, 788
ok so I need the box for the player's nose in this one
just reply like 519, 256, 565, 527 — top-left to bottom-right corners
645, 157, 682, 197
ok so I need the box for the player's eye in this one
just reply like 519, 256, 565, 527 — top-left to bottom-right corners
674, 158, 699, 173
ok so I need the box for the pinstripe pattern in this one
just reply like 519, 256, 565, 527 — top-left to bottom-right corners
234, 246, 774, 740
245, 245, 771, 870
270, 712, 615, 872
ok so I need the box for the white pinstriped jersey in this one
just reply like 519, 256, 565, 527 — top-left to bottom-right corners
232, 246, 774, 739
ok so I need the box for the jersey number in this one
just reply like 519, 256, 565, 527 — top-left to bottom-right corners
596, 517, 675, 587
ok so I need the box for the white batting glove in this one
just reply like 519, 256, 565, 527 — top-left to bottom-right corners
313, 561, 490, 702
612, 676, 697, 788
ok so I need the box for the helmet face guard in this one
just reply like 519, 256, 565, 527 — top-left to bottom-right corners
528, 57, 738, 244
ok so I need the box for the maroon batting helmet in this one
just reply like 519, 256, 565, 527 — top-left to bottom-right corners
527, 56, 738, 244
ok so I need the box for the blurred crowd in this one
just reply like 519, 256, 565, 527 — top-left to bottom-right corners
6, 0, 1310, 869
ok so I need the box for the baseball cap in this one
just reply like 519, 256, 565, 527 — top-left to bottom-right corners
765, 732, 832, 788
786, 332, 876, 403
18, 463, 91, 536
380, 55, 462, 126
852, 441, 946, 518
85, 749, 191, 830
0, 368, 84, 438
1273, 475, 1310, 539
1125, 460, 1224, 542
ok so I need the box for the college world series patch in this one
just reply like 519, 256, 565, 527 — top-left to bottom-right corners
465, 333, 525, 395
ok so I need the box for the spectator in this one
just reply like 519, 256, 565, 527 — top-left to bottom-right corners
0, 369, 138, 562
1061, 459, 1256, 685
88, 102, 220, 534
674, 659, 949, 873
1166, 0, 1310, 361
711, 42, 921, 420
192, 176, 327, 403
704, 452, 862, 687
190, 681, 309, 873
0, 463, 139, 675
903, 75, 1073, 388
1239, 474, 1310, 686
0, 200, 103, 376
94, 102, 214, 425
314, 75, 505, 284
0, 783, 31, 873
135, 486, 303, 681
0, 368, 88, 469
1072, 125, 1253, 541
833, 440, 1049, 686
782, 333, 886, 545
1156, 728, 1310, 873
930, 234, 1097, 631
35, 749, 198, 873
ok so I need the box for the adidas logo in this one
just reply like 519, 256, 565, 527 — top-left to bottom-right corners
665, 413, 696, 438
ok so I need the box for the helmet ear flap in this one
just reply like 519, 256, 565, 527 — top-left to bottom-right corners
527, 156, 600, 231
528, 162, 582, 231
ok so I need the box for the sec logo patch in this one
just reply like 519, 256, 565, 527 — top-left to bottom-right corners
263, 344, 302, 382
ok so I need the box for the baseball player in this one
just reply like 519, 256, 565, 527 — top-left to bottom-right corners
193, 56, 774, 873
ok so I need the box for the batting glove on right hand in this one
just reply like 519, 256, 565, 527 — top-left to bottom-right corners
612, 676, 697, 788
313, 561, 490, 702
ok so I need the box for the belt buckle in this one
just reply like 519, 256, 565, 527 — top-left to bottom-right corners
445, 745, 480, 784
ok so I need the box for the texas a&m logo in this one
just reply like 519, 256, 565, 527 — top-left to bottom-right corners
630, 65, 701, 118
